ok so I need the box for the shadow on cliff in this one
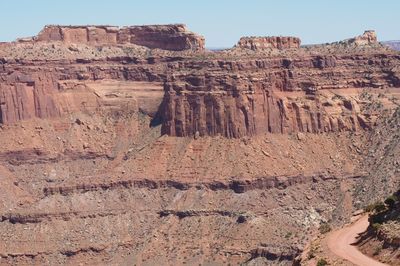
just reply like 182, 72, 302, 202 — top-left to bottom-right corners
149, 97, 166, 128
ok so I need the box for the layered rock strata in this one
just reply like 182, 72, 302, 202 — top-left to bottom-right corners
1, 27, 400, 138
0, 26, 400, 265
28, 24, 205, 51
161, 54, 400, 137
237, 36, 301, 50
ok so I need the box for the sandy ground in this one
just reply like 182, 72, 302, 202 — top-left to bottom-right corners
327, 215, 389, 266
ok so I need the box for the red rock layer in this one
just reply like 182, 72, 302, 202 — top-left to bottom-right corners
32, 24, 205, 51
161, 54, 400, 137
237, 36, 301, 50
1, 29, 400, 137
1, 53, 400, 135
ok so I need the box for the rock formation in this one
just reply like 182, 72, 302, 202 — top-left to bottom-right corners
1, 27, 399, 138
0, 26, 399, 265
29, 24, 205, 51
160, 49, 400, 137
236, 36, 301, 50
333, 30, 378, 47
350, 30, 378, 45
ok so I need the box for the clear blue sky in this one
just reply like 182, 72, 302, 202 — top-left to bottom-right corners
1, 0, 399, 47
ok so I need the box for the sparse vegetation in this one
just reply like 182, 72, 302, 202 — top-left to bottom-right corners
307, 243, 318, 259
371, 223, 382, 231
317, 258, 328, 266
319, 223, 331, 234
368, 189, 400, 234
364, 201, 385, 213
284, 232, 292, 239
373, 245, 382, 255
360, 90, 372, 100
384, 195, 398, 209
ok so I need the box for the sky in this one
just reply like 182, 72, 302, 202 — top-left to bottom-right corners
1, 0, 399, 48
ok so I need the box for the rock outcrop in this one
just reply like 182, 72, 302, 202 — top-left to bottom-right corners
161, 52, 400, 137
350, 30, 378, 45
0, 26, 400, 266
336, 30, 378, 47
30, 24, 205, 51
1, 29, 399, 136
236, 36, 301, 50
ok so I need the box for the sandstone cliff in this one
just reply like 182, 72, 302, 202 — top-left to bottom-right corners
0, 26, 400, 266
30, 24, 205, 51
237, 36, 301, 50
160, 53, 400, 137
1, 29, 400, 138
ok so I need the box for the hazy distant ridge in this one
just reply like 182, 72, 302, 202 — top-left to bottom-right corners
382, 40, 400, 51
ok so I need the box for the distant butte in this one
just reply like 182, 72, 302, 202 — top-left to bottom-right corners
19, 24, 205, 51
236, 36, 301, 50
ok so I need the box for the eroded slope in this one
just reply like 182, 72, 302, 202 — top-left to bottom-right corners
0, 26, 399, 265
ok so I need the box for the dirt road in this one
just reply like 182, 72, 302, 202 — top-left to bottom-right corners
327, 215, 388, 266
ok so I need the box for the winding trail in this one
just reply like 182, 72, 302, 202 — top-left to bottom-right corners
327, 215, 388, 266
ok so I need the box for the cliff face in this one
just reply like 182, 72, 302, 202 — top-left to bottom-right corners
0, 71, 96, 124
161, 53, 400, 137
237, 36, 301, 50
32, 24, 205, 51
0, 26, 400, 266
1, 28, 400, 137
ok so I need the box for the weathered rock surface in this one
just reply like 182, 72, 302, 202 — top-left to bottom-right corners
0, 26, 399, 265
349, 30, 378, 46
161, 53, 400, 137
237, 36, 301, 50
1, 29, 399, 138
31, 24, 205, 51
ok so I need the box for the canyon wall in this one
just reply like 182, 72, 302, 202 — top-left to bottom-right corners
1, 27, 400, 138
161, 53, 400, 137
1, 26, 400, 265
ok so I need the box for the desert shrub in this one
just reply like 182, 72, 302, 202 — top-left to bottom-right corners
365, 203, 376, 212
307, 244, 317, 259
317, 258, 328, 266
285, 232, 292, 239
307, 251, 315, 259
319, 223, 331, 234
371, 223, 382, 232
370, 210, 388, 224
373, 245, 382, 255
374, 201, 386, 212
365, 201, 386, 213
384, 195, 398, 209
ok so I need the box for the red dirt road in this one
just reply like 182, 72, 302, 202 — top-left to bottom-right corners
327, 215, 388, 266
